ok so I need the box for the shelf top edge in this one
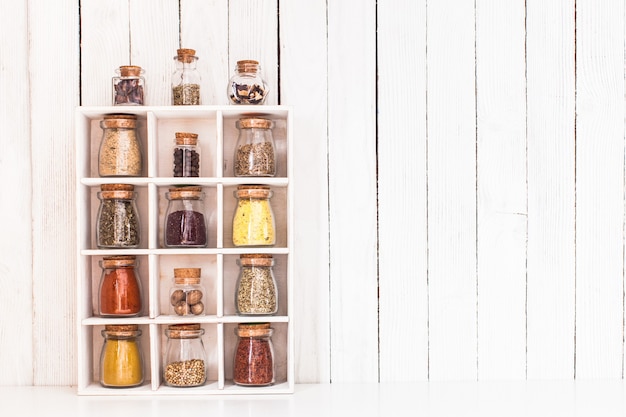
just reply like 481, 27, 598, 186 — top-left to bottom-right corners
76, 105, 292, 119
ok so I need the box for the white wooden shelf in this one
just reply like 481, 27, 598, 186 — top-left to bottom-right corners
75, 105, 294, 395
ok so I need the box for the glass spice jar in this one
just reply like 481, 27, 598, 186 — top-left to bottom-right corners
164, 186, 208, 248
100, 324, 144, 388
99, 255, 142, 317
227, 59, 269, 105
173, 132, 201, 177
96, 184, 140, 248
233, 323, 274, 386
232, 185, 276, 247
163, 324, 208, 387
236, 254, 278, 315
112, 65, 145, 106
98, 114, 143, 177
234, 117, 276, 177
169, 267, 206, 316
172, 48, 201, 105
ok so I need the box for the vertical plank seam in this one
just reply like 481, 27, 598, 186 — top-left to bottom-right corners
573, 0, 578, 380
127, 0, 131, 62
425, 0, 431, 382
374, 0, 380, 383
524, 0, 529, 381
325, 0, 332, 383
622, 0, 626, 379
474, 0, 479, 381
276, 0, 281, 104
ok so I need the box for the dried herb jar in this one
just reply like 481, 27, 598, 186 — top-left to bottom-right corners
232, 185, 276, 247
99, 255, 142, 317
227, 60, 269, 105
113, 65, 145, 105
96, 184, 140, 249
173, 132, 201, 177
234, 117, 276, 177
163, 324, 208, 387
98, 114, 142, 177
172, 48, 201, 105
236, 254, 277, 315
164, 186, 208, 247
100, 324, 144, 388
233, 323, 274, 386
169, 268, 206, 316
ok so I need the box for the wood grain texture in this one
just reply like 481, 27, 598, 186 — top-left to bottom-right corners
228, 0, 279, 106
574, 0, 625, 379
327, 0, 379, 382
377, 0, 429, 382
475, 0, 528, 380
279, 0, 331, 383
526, 0, 576, 380
0, 0, 33, 386
427, 0, 478, 381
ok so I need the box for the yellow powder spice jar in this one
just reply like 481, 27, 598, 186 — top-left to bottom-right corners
232, 185, 276, 246
99, 324, 144, 388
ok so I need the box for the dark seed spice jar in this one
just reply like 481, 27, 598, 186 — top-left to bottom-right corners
164, 186, 208, 247
233, 323, 275, 386
173, 132, 200, 177
96, 184, 140, 248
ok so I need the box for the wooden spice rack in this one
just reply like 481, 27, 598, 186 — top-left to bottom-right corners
75, 105, 294, 395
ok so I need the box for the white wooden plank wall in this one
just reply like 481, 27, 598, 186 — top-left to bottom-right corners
1, 0, 626, 385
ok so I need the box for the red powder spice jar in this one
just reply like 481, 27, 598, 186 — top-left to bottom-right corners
233, 323, 274, 386
98, 255, 142, 317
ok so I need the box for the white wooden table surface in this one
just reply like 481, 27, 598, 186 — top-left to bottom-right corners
3, 382, 625, 416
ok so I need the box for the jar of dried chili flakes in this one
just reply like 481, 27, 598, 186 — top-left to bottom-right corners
233, 323, 274, 386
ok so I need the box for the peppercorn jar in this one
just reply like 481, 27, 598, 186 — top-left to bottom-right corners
236, 254, 278, 315
98, 114, 143, 177
164, 186, 208, 247
100, 324, 144, 388
172, 48, 201, 105
173, 132, 201, 177
163, 324, 208, 387
233, 323, 274, 386
227, 60, 269, 105
96, 184, 141, 249
232, 185, 276, 247
98, 255, 142, 317
234, 117, 276, 177
112, 65, 145, 106
169, 268, 206, 316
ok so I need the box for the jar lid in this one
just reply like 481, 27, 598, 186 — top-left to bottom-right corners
118, 65, 143, 77
174, 267, 201, 278
236, 322, 272, 337
168, 186, 203, 200
102, 255, 137, 268
236, 59, 259, 73
103, 324, 140, 337
101, 114, 137, 128
176, 48, 198, 63
100, 183, 135, 199
166, 323, 204, 339
235, 184, 271, 198
175, 132, 199, 146
237, 117, 273, 130
239, 254, 273, 267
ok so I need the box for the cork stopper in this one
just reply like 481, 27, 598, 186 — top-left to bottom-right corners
237, 117, 272, 130
100, 183, 135, 199
236, 322, 272, 338
118, 65, 143, 77
235, 184, 271, 199
100, 114, 137, 129
102, 255, 137, 268
239, 254, 274, 267
175, 132, 199, 146
236, 59, 260, 73
176, 48, 198, 63
174, 267, 201, 285
103, 324, 140, 337
166, 323, 204, 339
167, 186, 203, 200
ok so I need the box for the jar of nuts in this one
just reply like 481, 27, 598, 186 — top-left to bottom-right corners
169, 268, 206, 316
163, 324, 208, 387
